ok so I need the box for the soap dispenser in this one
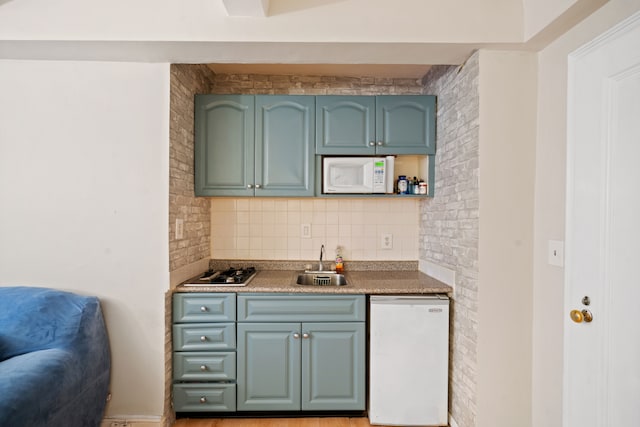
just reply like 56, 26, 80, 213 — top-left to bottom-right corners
335, 246, 344, 273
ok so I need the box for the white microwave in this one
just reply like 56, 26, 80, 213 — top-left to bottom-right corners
322, 156, 394, 194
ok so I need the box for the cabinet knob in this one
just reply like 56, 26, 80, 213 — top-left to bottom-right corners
200, 306, 207, 312
199, 397, 207, 404
377, 141, 383, 146
369, 141, 375, 147
247, 184, 254, 189
302, 333, 310, 339
255, 184, 262, 189
200, 365, 208, 371
200, 336, 207, 342
293, 333, 300, 339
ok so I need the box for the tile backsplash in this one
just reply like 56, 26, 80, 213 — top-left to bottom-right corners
211, 198, 419, 261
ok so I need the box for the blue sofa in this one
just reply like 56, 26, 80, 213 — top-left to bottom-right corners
0, 286, 111, 427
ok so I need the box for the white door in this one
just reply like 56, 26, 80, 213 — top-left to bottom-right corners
564, 11, 640, 427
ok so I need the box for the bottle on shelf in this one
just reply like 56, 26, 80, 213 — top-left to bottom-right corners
412, 177, 420, 194
419, 179, 427, 195
397, 176, 408, 194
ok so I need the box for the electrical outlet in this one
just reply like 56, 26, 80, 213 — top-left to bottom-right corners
381, 233, 393, 249
175, 218, 184, 240
301, 223, 312, 239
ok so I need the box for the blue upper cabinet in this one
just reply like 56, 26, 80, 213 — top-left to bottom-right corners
315, 96, 376, 155
255, 96, 315, 197
376, 95, 436, 155
316, 95, 436, 155
195, 94, 255, 197
195, 95, 315, 197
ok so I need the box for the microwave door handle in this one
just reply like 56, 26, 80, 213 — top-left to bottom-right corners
362, 161, 373, 190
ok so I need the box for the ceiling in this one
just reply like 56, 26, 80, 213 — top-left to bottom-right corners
207, 63, 433, 79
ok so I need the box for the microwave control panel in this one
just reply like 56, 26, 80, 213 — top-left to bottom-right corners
373, 159, 386, 193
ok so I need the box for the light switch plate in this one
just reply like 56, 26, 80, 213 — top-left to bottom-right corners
301, 223, 312, 239
175, 218, 184, 240
548, 240, 564, 267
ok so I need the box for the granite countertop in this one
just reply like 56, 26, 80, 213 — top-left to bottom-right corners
174, 261, 452, 295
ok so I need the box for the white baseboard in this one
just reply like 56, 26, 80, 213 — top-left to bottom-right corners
101, 417, 162, 427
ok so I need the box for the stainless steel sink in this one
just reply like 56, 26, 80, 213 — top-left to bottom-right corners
296, 272, 348, 286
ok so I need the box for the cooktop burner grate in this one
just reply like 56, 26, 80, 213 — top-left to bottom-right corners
185, 266, 257, 286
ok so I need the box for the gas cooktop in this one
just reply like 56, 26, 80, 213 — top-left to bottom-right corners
183, 267, 257, 287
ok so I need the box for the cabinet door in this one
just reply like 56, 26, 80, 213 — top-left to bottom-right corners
376, 95, 436, 155
315, 96, 376, 155
301, 322, 366, 411
237, 323, 301, 411
194, 95, 255, 196
255, 96, 315, 197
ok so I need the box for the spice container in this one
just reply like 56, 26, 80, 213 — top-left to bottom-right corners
419, 181, 428, 195
397, 176, 408, 194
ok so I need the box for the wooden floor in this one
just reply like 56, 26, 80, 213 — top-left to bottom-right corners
172, 417, 398, 427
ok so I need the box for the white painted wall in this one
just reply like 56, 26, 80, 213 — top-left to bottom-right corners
523, 0, 578, 39
0, 0, 522, 43
0, 60, 170, 419
477, 50, 537, 427
532, 1, 640, 426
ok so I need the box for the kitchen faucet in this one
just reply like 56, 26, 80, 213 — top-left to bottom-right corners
319, 244, 325, 271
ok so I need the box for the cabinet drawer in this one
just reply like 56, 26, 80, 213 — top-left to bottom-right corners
173, 293, 236, 323
173, 383, 236, 412
173, 323, 236, 351
237, 294, 365, 322
173, 351, 236, 381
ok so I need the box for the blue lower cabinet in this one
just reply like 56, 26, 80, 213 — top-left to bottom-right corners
173, 293, 238, 413
174, 293, 366, 414
173, 383, 236, 412
237, 323, 302, 411
173, 323, 236, 351
302, 322, 366, 411
236, 294, 366, 412
173, 351, 236, 381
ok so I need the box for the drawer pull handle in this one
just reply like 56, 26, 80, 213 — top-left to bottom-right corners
199, 397, 207, 404
200, 365, 207, 371
200, 306, 208, 312
200, 336, 207, 342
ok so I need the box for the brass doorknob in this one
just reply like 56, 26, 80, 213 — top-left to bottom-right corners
570, 309, 593, 323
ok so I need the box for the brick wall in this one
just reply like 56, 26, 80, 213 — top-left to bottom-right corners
210, 72, 425, 95
169, 64, 215, 272
421, 52, 480, 427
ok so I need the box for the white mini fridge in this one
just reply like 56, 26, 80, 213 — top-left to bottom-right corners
369, 295, 449, 426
